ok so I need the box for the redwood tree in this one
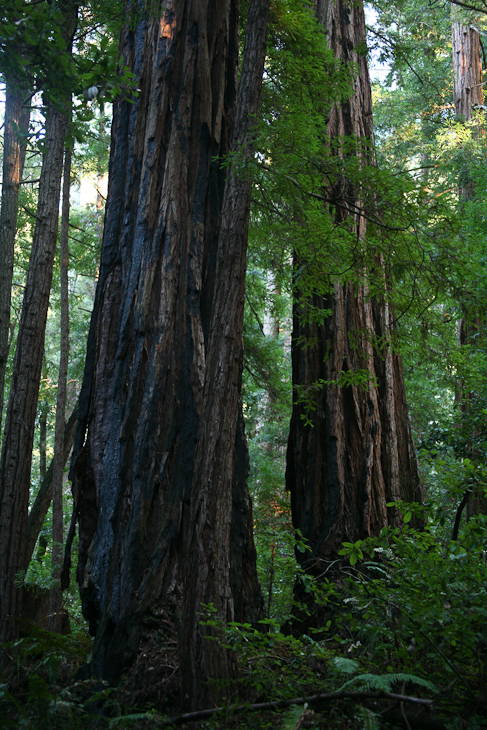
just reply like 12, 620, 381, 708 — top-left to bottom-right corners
0, 1, 77, 643
0, 101, 69, 642
286, 0, 421, 570
71, 0, 264, 703
180, 0, 270, 705
451, 11, 486, 517
0, 81, 30, 429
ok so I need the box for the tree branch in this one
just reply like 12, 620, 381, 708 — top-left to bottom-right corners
450, 0, 487, 16
245, 292, 265, 334
452, 487, 472, 541
159, 690, 433, 726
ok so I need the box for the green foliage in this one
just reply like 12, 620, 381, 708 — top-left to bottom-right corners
0, 627, 92, 729
332, 501, 487, 711
337, 670, 436, 694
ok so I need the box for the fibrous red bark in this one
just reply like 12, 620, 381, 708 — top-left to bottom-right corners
286, 0, 421, 570
0, 81, 30, 429
452, 20, 483, 122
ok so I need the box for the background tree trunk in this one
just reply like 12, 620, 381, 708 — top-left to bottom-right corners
0, 98, 68, 642
48, 144, 71, 633
0, 82, 30, 431
25, 405, 78, 571
72, 0, 261, 696
452, 19, 483, 123
451, 12, 485, 517
286, 0, 421, 570
180, 0, 269, 707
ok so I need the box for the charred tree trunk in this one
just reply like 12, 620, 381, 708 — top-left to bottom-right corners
286, 0, 420, 572
48, 144, 71, 633
72, 0, 262, 700
180, 0, 269, 707
0, 82, 30, 430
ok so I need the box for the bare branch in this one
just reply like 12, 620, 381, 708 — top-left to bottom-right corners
159, 690, 434, 726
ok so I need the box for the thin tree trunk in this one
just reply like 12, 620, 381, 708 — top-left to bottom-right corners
25, 405, 78, 570
180, 0, 269, 706
96, 111, 107, 246
0, 98, 69, 642
48, 144, 71, 633
39, 377, 48, 483
71, 1, 261, 698
0, 82, 30, 430
35, 375, 49, 564
286, 0, 420, 572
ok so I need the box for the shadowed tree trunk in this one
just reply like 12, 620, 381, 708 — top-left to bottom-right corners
0, 81, 30, 430
180, 0, 269, 707
286, 0, 421, 572
0, 0, 76, 645
25, 405, 78, 570
48, 143, 72, 633
71, 0, 263, 702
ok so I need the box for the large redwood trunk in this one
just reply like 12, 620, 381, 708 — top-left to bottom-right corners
180, 0, 269, 706
72, 0, 262, 700
286, 0, 420, 570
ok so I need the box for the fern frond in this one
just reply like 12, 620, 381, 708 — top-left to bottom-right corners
333, 657, 360, 675
339, 672, 436, 693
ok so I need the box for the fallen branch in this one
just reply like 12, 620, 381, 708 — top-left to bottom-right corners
159, 689, 434, 726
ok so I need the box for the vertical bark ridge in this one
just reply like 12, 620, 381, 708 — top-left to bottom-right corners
180, 0, 269, 706
287, 0, 420, 570
72, 0, 261, 692
0, 82, 30, 431
0, 100, 68, 642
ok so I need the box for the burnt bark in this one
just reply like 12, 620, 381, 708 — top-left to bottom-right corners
72, 0, 262, 701
286, 0, 421, 570
0, 81, 30, 429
